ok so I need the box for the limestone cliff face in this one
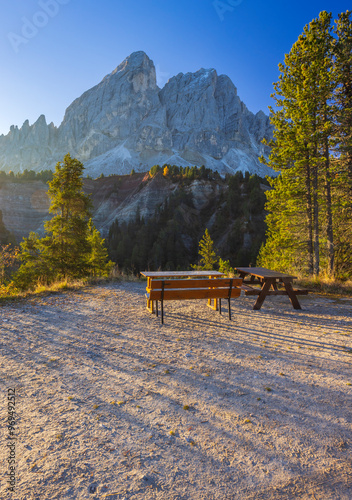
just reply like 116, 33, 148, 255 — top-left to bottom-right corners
0, 180, 51, 241
159, 69, 272, 174
0, 116, 58, 171
57, 52, 171, 165
0, 51, 273, 177
0, 173, 223, 241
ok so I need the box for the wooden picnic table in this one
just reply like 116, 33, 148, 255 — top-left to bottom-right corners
235, 266, 306, 310
140, 270, 226, 313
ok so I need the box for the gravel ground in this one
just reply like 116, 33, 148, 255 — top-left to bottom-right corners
0, 281, 351, 499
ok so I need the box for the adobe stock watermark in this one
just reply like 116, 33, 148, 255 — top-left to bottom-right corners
8, 0, 71, 54
213, 0, 244, 22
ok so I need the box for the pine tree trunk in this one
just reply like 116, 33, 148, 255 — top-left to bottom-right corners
304, 146, 314, 274
312, 163, 320, 276
324, 134, 334, 276
312, 116, 320, 276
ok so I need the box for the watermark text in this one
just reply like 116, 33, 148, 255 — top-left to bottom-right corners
8, 0, 71, 53
6, 388, 16, 492
213, 0, 244, 22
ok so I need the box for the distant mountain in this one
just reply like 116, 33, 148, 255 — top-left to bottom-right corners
0, 51, 273, 177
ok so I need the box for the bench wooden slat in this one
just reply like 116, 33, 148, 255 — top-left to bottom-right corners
241, 284, 259, 291
147, 287, 241, 301
242, 285, 286, 296
148, 278, 242, 290
241, 284, 309, 297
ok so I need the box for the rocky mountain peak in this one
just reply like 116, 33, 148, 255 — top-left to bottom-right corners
103, 50, 157, 92
0, 52, 273, 177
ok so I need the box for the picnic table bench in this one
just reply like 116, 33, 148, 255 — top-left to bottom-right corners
235, 266, 309, 310
141, 271, 242, 324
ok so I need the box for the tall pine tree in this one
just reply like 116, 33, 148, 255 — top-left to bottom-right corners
259, 11, 350, 278
333, 11, 352, 276
43, 153, 93, 278
14, 154, 112, 288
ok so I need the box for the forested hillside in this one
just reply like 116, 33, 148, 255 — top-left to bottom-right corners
0, 164, 268, 276
107, 167, 268, 272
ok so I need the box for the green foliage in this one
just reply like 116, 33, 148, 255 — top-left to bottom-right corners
0, 169, 53, 183
108, 188, 194, 272
159, 164, 220, 182
218, 258, 235, 276
14, 232, 51, 289
147, 163, 221, 182
149, 165, 161, 178
13, 154, 112, 289
259, 11, 352, 279
0, 244, 19, 285
332, 11, 352, 277
43, 154, 93, 278
87, 219, 114, 277
193, 229, 218, 270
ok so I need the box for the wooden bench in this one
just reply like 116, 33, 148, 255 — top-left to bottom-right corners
241, 284, 309, 296
235, 267, 311, 310
146, 277, 243, 324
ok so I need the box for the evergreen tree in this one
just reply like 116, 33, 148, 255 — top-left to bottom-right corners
193, 229, 218, 270
149, 165, 161, 178
334, 11, 352, 187
259, 11, 349, 278
0, 244, 19, 284
14, 232, 49, 288
14, 154, 112, 288
87, 219, 114, 277
43, 154, 92, 278
333, 11, 352, 276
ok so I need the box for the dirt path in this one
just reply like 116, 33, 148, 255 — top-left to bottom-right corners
0, 281, 351, 499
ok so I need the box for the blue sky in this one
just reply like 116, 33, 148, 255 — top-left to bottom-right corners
0, 0, 350, 135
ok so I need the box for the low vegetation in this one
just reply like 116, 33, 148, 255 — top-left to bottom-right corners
296, 276, 352, 297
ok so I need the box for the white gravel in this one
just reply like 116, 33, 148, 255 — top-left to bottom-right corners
0, 281, 351, 499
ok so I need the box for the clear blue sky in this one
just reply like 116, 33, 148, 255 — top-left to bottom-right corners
0, 0, 350, 135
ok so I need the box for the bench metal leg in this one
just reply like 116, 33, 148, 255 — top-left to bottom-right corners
161, 281, 165, 324
228, 279, 233, 320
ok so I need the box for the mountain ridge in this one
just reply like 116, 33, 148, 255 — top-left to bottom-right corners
0, 51, 273, 177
